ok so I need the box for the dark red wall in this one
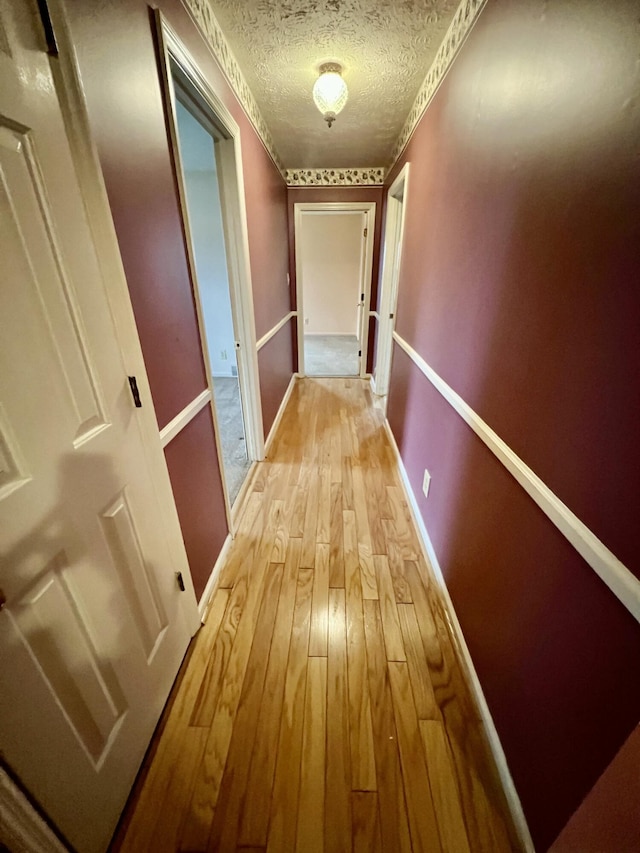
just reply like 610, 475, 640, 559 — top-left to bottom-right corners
287, 186, 384, 373
384, 0, 640, 848
550, 725, 640, 853
66, 0, 292, 598
163, 406, 228, 596
240, 90, 292, 437
258, 328, 294, 440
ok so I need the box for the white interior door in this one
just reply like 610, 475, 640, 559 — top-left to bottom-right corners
0, 4, 195, 850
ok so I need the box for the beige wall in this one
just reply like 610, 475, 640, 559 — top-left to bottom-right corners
299, 212, 363, 335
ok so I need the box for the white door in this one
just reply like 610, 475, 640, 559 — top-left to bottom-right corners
0, 4, 195, 851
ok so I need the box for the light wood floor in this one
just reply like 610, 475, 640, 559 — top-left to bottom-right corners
113, 378, 518, 853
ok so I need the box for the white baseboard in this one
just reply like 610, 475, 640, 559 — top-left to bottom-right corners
384, 419, 535, 853
200, 372, 296, 616
229, 459, 258, 531
198, 533, 233, 621
264, 373, 297, 456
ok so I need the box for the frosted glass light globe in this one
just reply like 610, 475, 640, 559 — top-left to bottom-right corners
312, 64, 348, 127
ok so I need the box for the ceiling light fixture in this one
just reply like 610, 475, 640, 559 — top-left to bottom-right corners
312, 63, 348, 128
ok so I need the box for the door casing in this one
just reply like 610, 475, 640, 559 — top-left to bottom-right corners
373, 164, 410, 401
155, 13, 265, 531
294, 202, 376, 379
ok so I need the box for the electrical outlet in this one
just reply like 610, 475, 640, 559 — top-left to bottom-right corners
422, 469, 431, 498
221, 350, 228, 360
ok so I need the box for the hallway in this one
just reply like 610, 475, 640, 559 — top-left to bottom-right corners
113, 378, 516, 852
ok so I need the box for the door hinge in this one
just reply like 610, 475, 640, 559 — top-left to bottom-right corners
363, 227, 368, 238
360, 293, 365, 302
128, 376, 142, 408
175, 572, 186, 592
358, 350, 362, 357
36, 0, 59, 56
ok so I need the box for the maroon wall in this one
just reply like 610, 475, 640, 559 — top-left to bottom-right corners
66, 0, 292, 598
241, 100, 293, 439
163, 406, 228, 595
258, 328, 295, 440
383, 0, 640, 848
287, 186, 384, 373
550, 725, 640, 853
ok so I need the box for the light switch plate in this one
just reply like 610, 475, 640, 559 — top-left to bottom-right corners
422, 469, 431, 498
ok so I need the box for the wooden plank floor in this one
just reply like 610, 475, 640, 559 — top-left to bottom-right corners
112, 378, 519, 853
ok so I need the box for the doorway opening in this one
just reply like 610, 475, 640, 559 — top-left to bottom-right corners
173, 99, 249, 504
157, 15, 264, 525
294, 203, 376, 378
374, 164, 410, 401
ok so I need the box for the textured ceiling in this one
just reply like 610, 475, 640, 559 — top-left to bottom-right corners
207, 0, 459, 169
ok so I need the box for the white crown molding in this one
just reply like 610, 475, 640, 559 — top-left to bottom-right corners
286, 168, 386, 187
392, 331, 640, 623
389, 0, 487, 167
181, 0, 285, 175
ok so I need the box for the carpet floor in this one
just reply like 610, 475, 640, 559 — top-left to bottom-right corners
304, 334, 360, 376
212, 376, 251, 505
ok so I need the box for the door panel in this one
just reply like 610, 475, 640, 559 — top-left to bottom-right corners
101, 492, 169, 661
0, 123, 107, 443
9, 560, 126, 764
0, 3, 195, 850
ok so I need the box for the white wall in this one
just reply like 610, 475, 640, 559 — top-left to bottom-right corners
299, 212, 363, 336
176, 100, 237, 377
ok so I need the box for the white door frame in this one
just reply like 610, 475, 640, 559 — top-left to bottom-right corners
294, 202, 376, 378
155, 14, 265, 530
374, 163, 410, 399
0, 765, 69, 853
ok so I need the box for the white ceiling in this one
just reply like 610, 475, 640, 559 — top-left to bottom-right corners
207, 0, 460, 169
